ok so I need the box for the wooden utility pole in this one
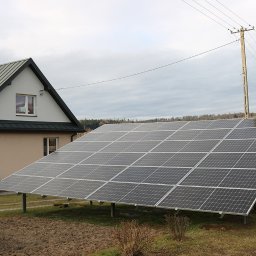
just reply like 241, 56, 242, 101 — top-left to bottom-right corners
231, 27, 254, 119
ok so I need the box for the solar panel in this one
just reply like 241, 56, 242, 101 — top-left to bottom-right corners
227, 128, 256, 139
144, 167, 190, 185
180, 140, 219, 152
10, 176, 51, 193
119, 184, 172, 206
2, 118, 256, 216
33, 178, 77, 196
84, 165, 125, 181
181, 120, 213, 130
237, 119, 256, 128
100, 142, 134, 152
163, 153, 206, 167
0, 175, 30, 191
195, 129, 230, 140
207, 119, 240, 129
59, 165, 99, 179
235, 153, 256, 168
135, 153, 175, 166
113, 166, 157, 182
17, 163, 73, 177
168, 130, 202, 140
117, 132, 143, 141
58, 180, 105, 199
248, 141, 256, 152
59, 141, 110, 152
124, 141, 160, 152
199, 153, 243, 168
213, 139, 254, 152
38, 151, 93, 164
200, 188, 256, 215
87, 182, 137, 202
152, 141, 189, 152
158, 186, 215, 210
181, 168, 230, 187
219, 169, 256, 189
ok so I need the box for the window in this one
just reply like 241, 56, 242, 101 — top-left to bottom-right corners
16, 94, 36, 115
43, 138, 58, 156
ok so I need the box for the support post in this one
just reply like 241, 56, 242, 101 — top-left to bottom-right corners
244, 216, 247, 225
22, 193, 27, 213
240, 28, 250, 118
90, 200, 93, 206
111, 203, 115, 218
231, 26, 254, 119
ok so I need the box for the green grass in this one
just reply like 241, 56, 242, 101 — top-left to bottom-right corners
1, 194, 256, 256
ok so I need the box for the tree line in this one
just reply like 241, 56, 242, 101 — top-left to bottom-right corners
80, 112, 256, 131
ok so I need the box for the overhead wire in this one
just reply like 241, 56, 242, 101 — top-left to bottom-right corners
245, 39, 256, 59
190, 0, 235, 29
214, 0, 253, 27
57, 39, 239, 91
183, 0, 256, 55
247, 33, 256, 47
180, 0, 229, 30
203, 0, 241, 28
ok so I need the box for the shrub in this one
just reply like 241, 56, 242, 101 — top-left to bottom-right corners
165, 214, 190, 241
113, 220, 153, 256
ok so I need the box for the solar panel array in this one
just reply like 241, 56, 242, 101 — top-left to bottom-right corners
1, 118, 256, 216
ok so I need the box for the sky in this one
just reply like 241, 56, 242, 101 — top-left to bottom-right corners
1, 0, 256, 120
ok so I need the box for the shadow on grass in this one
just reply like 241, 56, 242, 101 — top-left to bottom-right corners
11, 201, 255, 229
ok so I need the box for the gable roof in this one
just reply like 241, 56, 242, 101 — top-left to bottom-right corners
0, 58, 84, 133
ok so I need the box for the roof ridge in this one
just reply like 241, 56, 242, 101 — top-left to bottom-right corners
0, 58, 30, 67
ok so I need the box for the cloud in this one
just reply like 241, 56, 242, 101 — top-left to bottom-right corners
0, 0, 256, 119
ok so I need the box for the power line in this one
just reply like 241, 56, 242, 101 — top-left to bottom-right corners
191, 0, 235, 29
247, 32, 256, 47
57, 39, 239, 91
245, 39, 256, 59
180, 0, 229, 30
214, 0, 253, 27
204, 0, 241, 28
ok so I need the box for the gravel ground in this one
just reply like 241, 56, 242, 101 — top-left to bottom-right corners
0, 216, 115, 256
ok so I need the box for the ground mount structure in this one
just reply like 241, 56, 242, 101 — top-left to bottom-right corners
1, 118, 256, 216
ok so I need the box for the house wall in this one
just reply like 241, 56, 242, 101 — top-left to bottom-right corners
0, 67, 71, 122
0, 132, 73, 179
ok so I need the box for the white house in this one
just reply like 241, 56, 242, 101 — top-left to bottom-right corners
0, 58, 84, 179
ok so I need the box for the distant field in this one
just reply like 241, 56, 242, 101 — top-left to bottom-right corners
0, 194, 256, 256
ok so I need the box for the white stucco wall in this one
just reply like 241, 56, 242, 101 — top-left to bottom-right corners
0, 67, 71, 122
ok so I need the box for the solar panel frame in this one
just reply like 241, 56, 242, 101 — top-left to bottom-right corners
3, 118, 256, 216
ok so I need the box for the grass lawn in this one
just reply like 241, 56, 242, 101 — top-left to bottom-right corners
0, 193, 256, 255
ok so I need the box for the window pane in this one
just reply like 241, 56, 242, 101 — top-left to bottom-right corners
49, 138, 57, 154
16, 95, 26, 114
28, 96, 35, 114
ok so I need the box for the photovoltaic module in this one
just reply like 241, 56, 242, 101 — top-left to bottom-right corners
1, 118, 256, 216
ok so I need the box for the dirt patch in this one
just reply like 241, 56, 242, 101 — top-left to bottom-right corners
0, 216, 115, 256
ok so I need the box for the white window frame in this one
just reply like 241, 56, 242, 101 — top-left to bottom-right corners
44, 137, 59, 156
16, 94, 37, 116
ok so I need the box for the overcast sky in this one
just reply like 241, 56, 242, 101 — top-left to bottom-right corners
1, 0, 256, 120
